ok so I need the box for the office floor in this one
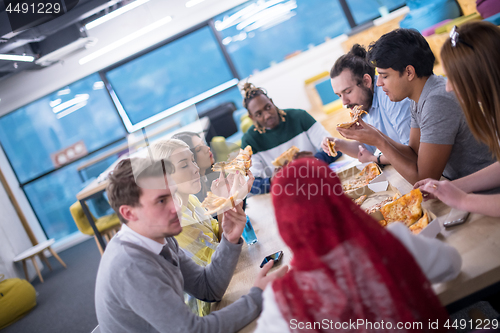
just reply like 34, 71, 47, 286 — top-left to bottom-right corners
2, 238, 101, 333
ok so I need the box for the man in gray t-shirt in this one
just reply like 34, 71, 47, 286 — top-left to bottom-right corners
410, 75, 493, 180
336, 28, 495, 185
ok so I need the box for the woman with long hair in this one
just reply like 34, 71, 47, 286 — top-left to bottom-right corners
415, 21, 500, 217
171, 131, 216, 202
150, 138, 219, 316
255, 158, 460, 333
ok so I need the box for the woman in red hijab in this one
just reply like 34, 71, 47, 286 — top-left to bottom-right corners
255, 158, 460, 333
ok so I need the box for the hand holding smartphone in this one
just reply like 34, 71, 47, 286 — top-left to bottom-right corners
260, 251, 283, 268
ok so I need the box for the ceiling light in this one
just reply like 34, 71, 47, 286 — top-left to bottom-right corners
85, 0, 152, 30
79, 16, 172, 65
186, 0, 205, 8
0, 54, 35, 62
52, 94, 89, 114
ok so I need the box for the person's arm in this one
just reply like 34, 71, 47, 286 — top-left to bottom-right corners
357, 145, 391, 164
122, 254, 264, 333
417, 179, 500, 217
321, 136, 367, 158
379, 133, 453, 185
452, 162, 500, 193
387, 223, 461, 284
255, 285, 292, 333
339, 121, 451, 184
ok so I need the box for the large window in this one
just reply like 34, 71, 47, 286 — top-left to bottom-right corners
346, 0, 406, 25
214, 0, 351, 78
105, 26, 237, 132
0, 74, 126, 241
214, 0, 406, 78
23, 141, 126, 241
0, 73, 125, 184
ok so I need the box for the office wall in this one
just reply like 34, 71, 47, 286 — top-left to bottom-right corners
0, 149, 38, 279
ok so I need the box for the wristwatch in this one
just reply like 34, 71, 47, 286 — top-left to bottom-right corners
376, 154, 382, 165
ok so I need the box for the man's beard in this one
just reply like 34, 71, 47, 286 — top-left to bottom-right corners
346, 86, 373, 111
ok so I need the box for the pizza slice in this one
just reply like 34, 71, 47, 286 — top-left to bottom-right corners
341, 163, 381, 192
409, 212, 429, 235
337, 105, 368, 129
201, 191, 240, 215
354, 195, 367, 206
380, 189, 423, 226
212, 145, 253, 175
364, 195, 398, 215
327, 139, 337, 157
272, 146, 300, 167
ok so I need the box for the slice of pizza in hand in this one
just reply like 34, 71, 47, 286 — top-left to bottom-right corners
337, 105, 368, 129
212, 145, 253, 175
201, 191, 240, 215
327, 139, 337, 157
272, 146, 300, 167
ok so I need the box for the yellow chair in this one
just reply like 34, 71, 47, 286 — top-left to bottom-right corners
69, 202, 121, 255
240, 114, 253, 134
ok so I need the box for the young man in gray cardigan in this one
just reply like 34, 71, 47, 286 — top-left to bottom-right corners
95, 158, 287, 333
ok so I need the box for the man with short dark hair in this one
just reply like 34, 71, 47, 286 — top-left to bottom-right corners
321, 44, 412, 164
337, 29, 496, 184
95, 158, 287, 333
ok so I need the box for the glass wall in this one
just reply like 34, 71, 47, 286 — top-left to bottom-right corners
0, 74, 126, 240
214, 0, 351, 78
346, 0, 406, 25
0, 73, 126, 184
105, 26, 236, 129
214, 0, 407, 78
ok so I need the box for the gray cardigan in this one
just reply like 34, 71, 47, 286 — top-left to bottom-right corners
95, 235, 263, 333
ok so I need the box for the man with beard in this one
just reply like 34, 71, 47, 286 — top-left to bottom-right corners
321, 44, 412, 165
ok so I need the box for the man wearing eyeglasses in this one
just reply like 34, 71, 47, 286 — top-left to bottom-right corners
336, 28, 496, 185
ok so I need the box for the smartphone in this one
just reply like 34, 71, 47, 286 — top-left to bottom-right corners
260, 251, 283, 268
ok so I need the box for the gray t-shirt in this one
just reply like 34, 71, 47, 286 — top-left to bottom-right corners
410, 75, 495, 180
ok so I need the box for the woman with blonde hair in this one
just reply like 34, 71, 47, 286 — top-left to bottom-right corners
150, 138, 219, 316
415, 21, 500, 217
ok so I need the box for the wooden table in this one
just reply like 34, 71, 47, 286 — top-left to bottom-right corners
76, 117, 210, 250
214, 165, 500, 332
13, 239, 67, 283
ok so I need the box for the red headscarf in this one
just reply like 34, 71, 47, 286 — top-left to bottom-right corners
271, 158, 449, 332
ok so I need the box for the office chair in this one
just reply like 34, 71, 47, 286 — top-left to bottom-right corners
69, 202, 121, 255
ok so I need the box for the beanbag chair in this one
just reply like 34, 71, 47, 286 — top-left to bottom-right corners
0, 276, 37, 329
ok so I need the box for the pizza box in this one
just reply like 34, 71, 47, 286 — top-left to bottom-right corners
337, 162, 382, 182
364, 195, 438, 237
345, 180, 398, 199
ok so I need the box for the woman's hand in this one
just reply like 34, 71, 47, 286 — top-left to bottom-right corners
221, 202, 246, 244
416, 178, 468, 210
